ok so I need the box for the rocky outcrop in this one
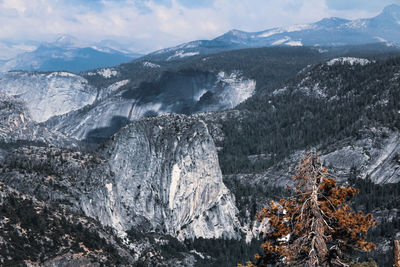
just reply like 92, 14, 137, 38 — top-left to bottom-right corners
81, 114, 241, 241
0, 71, 97, 122
0, 146, 196, 266
322, 127, 400, 184
222, 127, 400, 243
0, 93, 78, 148
0, 181, 135, 266
1, 111, 242, 241
45, 70, 255, 143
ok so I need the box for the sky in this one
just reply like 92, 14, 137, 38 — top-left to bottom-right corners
0, 0, 400, 54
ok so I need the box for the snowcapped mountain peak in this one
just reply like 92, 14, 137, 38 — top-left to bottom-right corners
0, 36, 142, 73
213, 29, 251, 44
228, 29, 248, 36
314, 17, 350, 28
141, 4, 400, 62
54, 35, 80, 47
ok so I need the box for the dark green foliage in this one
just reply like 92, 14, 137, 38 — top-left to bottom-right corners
126, 227, 188, 264
349, 168, 400, 211
0, 191, 127, 265
173, 47, 325, 93
218, 56, 400, 174
223, 175, 291, 220
349, 174, 400, 267
189, 237, 263, 267
0, 140, 48, 150
126, 227, 263, 267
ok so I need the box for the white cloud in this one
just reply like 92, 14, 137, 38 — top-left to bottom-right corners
0, 0, 394, 54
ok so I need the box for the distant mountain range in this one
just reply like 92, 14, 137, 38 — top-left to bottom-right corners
2, 5, 400, 72
0, 36, 142, 73
146, 4, 400, 61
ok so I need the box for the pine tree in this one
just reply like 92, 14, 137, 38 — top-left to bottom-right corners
248, 151, 377, 267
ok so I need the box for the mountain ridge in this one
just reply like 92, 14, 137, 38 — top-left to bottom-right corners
144, 4, 400, 61
0, 36, 142, 73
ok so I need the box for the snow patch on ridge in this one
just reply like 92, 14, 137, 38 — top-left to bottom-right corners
272, 37, 290, 45
105, 183, 113, 193
98, 79, 130, 100
286, 40, 303, 46
48, 71, 77, 78
195, 89, 208, 101
258, 29, 283, 38
271, 37, 302, 46
258, 24, 313, 38
87, 68, 118, 78
215, 71, 256, 109
167, 50, 199, 61
143, 61, 161, 68
327, 57, 371, 66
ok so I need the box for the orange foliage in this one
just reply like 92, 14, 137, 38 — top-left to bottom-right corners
254, 152, 377, 267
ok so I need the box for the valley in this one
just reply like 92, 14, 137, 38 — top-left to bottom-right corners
2, 4, 400, 266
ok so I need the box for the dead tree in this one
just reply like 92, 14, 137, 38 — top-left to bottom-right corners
254, 151, 377, 267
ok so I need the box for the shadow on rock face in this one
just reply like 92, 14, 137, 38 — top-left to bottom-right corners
84, 115, 130, 144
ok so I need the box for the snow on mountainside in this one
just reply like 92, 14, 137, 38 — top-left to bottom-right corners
0, 36, 141, 73
212, 71, 256, 110
167, 50, 200, 61
146, 4, 400, 61
87, 68, 119, 79
327, 57, 372, 66
0, 71, 97, 122
0, 48, 257, 143
142, 61, 161, 68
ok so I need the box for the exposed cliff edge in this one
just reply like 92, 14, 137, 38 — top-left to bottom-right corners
0, 93, 78, 148
1, 112, 242, 242
0, 113, 243, 265
82, 114, 241, 241
0, 71, 97, 122
45, 70, 255, 143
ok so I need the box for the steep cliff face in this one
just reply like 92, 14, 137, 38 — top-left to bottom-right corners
0, 71, 97, 122
322, 127, 400, 184
46, 70, 255, 143
0, 67, 255, 145
0, 109, 242, 240
0, 93, 77, 147
1, 110, 242, 241
0, 112, 243, 264
81, 114, 241, 241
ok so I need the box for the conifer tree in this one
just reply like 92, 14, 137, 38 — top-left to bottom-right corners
248, 151, 377, 267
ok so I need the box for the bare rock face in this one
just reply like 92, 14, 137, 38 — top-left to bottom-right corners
322, 127, 400, 184
0, 71, 97, 123
82, 114, 241, 241
45, 70, 255, 143
0, 93, 78, 147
